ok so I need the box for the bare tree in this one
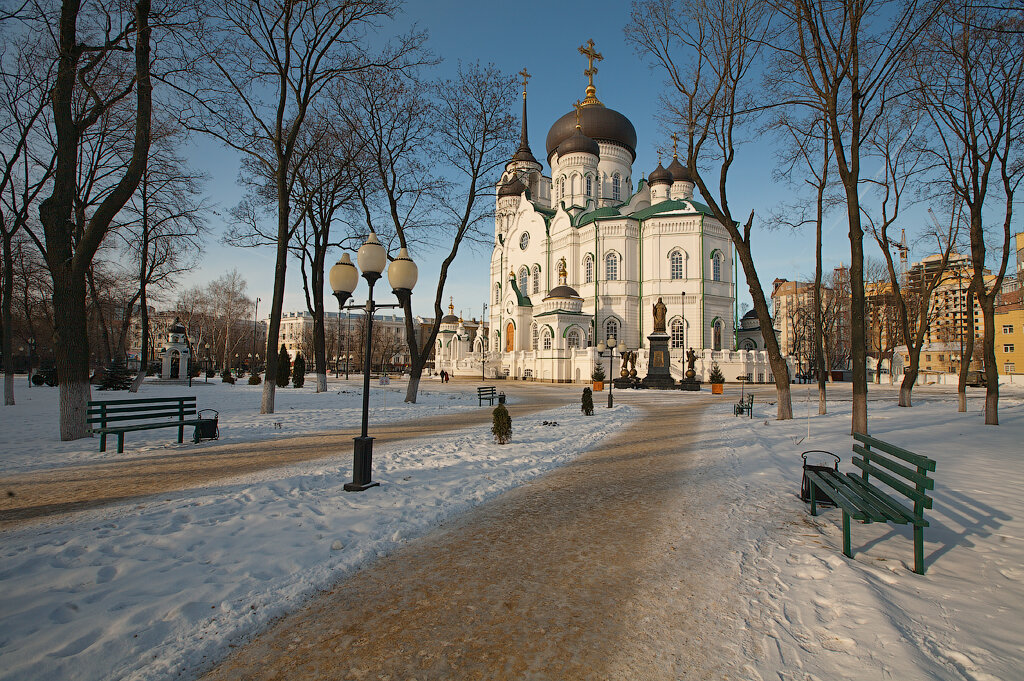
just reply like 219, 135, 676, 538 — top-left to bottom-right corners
771, 0, 940, 433
629, 0, 795, 419
182, 0, 424, 414
32, 0, 155, 439
910, 3, 1024, 424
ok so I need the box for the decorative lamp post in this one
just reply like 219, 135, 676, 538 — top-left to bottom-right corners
252, 297, 260, 375
26, 337, 36, 385
330, 235, 417, 492
596, 338, 627, 408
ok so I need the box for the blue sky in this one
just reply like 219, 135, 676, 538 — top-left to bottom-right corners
183, 0, 873, 321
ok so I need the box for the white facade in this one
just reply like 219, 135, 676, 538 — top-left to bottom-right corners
487, 63, 737, 383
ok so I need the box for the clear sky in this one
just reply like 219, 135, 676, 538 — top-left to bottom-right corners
182, 0, 886, 323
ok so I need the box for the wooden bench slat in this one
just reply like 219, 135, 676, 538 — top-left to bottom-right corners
804, 470, 877, 521
88, 403, 196, 416
91, 420, 204, 434
87, 396, 196, 407
851, 458, 934, 509
852, 444, 935, 490
87, 409, 198, 424
847, 474, 929, 527
829, 473, 913, 524
853, 432, 936, 471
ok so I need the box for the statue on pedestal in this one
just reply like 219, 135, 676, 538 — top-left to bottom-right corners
652, 297, 667, 333
685, 347, 698, 380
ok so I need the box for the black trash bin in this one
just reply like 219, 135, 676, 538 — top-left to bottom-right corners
498, 392, 506, 405
800, 450, 839, 505
194, 409, 219, 442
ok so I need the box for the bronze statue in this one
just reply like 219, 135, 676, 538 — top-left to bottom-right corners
620, 350, 637, 378
685, 347, 698, 380
652, 297, 668, 333
557, 256, 568, 283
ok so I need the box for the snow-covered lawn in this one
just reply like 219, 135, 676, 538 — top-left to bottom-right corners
722, 386, 1024, 680
0, 376, 482, 474
0, 392, 636, 681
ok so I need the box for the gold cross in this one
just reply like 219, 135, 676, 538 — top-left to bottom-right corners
671, 132, 679, 158
578, 39, 603, 87
573, 100, 583, 129
518, 67, 531, 95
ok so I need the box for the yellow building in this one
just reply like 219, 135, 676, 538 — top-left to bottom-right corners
995, 306, 1023, 375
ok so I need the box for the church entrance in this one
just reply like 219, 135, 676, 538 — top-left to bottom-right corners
505, 322, 515, 352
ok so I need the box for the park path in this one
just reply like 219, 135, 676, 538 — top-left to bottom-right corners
201, 390, 741, 681
0, 382, 571, 530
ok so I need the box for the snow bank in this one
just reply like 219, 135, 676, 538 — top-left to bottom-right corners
0, 402, 635, 681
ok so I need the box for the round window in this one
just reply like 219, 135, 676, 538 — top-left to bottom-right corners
519, 232, 530, 250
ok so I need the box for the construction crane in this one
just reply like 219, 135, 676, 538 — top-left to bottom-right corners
887, 227, 909, 283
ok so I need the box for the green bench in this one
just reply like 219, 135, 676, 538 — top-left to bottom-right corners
804, 432, 937, 575
477, 386, 497, 406
734, 394, 753, 417
87, 396, 204, 453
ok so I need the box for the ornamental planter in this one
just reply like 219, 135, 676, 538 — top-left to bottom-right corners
593, 380, 604, 392
711, 383, 724, 395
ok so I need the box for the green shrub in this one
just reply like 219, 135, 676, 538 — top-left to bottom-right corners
491, 403, 512, 444
292, 353, 305, 388
708, 362, 725, 384
248, 373, 262, 385
591, 363, 605, 381
99, 360, 133, 391
221, 369, 235, 384
276, 344, 291, 388
582, 387, 594, 415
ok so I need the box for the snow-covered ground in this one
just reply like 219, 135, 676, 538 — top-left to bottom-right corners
0, 376, 483, 474
0, 383, 636, 681
720, 385, 1024, 681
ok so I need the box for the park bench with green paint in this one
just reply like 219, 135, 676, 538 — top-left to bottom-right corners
477, 386, 497, 406
804, 432, 937, 575
87, 396, 204, 453
734, 394, 753, 417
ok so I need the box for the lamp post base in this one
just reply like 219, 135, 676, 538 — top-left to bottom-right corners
344, 436, 380, 492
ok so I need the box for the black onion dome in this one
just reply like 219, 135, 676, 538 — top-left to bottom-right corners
440, 314, 459, 324
546, 104, 637, 160
667, 157, 694, 183
743, 308, 758, 320
557, 128, 600, 157
649, 163, 672, 186
544, 285, 582, 300
513, 146, 539, 164
497, 176, 527, 197
169, 318, 186, 334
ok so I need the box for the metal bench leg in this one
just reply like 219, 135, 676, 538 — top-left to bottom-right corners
810, 482, 818, 516
117, 433, 125, 454
178, 425, 184, 443
842, 511, 852, 558
100, 433, 107, 452
914, 526, 925, 575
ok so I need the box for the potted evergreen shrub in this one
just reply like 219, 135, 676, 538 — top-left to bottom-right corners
491, 403, 512, 444
592, 363, 605, 392
708, 362, 725, 394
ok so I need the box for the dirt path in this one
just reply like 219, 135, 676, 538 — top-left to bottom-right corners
201, 391, 740, 681
0, 383, 571, 530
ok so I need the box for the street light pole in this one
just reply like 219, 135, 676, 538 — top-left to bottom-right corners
330, 235, 417, 492
253, 297, 260, 375
596, 338, 627, 408
481, 302, 488, 381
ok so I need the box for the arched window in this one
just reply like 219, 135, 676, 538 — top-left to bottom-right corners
531, 322, 538, 350
542, 328, 552, 350
605, 318, 619, 341
713, 320, 723, 351
742, 339, 756, 350
559, 176, 566, 199
584, 255, 594, 283
587, 326, 593, 346
532, 265, 540, 294
586, 175, 592, 196
493, 283, 500, 304
605, 252, 618, 281
612, 173, 621, 201
518, 266, 528, 292
671, 319, 685, 349
567, 329, 581, 349
712, 252, 722, 282
670, 250, 684, 280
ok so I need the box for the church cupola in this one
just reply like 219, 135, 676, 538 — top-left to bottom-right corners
554, 100, 599, 209
666, 134, 696, 200
649, 161, 672, 204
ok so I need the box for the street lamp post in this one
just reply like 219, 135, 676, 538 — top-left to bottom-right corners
253, 297, 260, 376
596, 338, 627, 408
330, 233, 417, 492
480, 302, 488, 381
26, 337, 35, 386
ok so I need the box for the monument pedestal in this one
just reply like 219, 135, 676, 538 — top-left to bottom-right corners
642, 333, 677, 389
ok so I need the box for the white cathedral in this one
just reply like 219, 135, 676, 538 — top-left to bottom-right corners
439, 42, 788, 385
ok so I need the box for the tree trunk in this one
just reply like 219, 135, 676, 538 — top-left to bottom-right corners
2, 229, 15, 406
977, 290, 999, 425
956, 289, 974, 413
260, 175, 291, 414
131, 175, 150, 392
52, 267, 92, 439
899, 345, 921, 407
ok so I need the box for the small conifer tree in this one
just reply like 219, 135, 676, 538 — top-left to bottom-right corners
292, 353, 306, 388
276, 344, 291, 388
248, 373, 262, 385
491, 403, 512, 444
582, 387, 594, 415
592, 363, 605, 382
221, 368, 235, 384
708, 362, 725, 384
99, 359, 133, 391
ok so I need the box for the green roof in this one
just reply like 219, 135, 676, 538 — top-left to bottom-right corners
508, 276, 532, 306
534, 309, 587, 317
628, 198, 714, 220
574, 205, 623, 227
